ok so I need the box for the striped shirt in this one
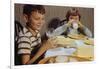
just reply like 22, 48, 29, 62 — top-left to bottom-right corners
17, 27, 41, 55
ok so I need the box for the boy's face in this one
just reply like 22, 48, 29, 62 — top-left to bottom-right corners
68, 15, 80, 29
69, 15, 79, 23
27, 11, 45, 31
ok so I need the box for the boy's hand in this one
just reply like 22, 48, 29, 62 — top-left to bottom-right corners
45, 37, 58, 49
78, 21, 84, 28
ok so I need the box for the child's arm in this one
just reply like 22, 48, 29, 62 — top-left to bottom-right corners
78, 22, 92, 38
52, 24, 69, 36
26, 38, 57, 64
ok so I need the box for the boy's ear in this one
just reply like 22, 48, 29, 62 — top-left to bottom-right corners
23, 14, 28, 23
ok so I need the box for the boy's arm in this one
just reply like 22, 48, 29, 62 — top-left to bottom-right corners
27, 43, 49, 64
78, 22, 92, 38
27, 38, 56, 64
52, 24, 68, 36
21, 54, 30, 64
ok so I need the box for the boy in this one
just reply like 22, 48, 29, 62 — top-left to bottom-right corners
52, 8, 92, 38
16, 4, 55, 65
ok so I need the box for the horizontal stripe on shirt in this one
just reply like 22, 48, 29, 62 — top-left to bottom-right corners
18, 49, 31, 54
17, 36, 30, 43
18, 41, 31, 46
18, 43, 31, 49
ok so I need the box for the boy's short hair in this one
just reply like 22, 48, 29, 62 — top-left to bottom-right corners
23, 4, 45, 16
66, 8, 81, 21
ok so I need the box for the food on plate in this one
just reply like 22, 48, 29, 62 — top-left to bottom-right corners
76, 45, 94, 60
68, 34, 87, 40
55, 55, 68, 63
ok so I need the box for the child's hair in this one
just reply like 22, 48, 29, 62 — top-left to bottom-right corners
23, 4, 45, 16
66, 8, 81, 21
